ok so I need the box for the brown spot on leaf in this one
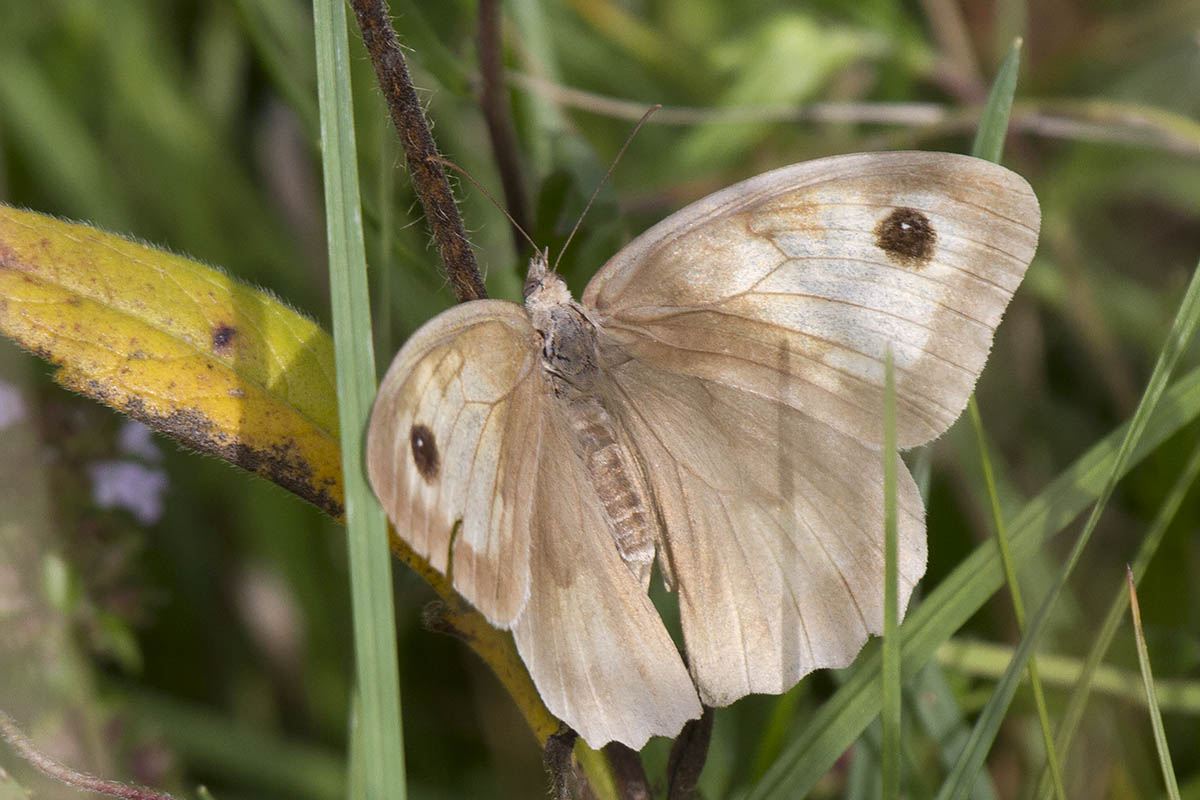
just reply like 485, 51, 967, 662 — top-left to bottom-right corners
410, 424, 440, 483
212, 324, 236, 351
875, 207, 936, 267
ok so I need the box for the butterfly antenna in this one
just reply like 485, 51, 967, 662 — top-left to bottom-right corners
426, 155, 541, 254
552, 104, 662, 274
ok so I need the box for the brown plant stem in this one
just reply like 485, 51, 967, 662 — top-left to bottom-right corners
666, 706, 714, 800
478, 0, 531, 256
348, 0, 569, 765
604, 742, 652, 800
0, 709, 177, 800
350, 7, 633, 797
545, 728, 583, 800
349, 0, 487, 303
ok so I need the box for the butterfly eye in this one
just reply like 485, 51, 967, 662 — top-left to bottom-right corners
409, 423, 440, 482
875, 207, 936, 267
523, 275, 540, 300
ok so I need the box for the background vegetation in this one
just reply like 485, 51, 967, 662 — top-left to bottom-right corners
2, 0, 1200, 797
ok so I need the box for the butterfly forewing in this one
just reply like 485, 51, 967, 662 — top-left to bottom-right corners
583, 151, 1040, 448
367, 300, 543, 626
369, 306, 701, 747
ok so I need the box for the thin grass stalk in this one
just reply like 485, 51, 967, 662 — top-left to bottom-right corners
313, 0, 406, 795
967, 399, 1066, 800
962, 35, 1064, 798
1127, 568, 1182, 800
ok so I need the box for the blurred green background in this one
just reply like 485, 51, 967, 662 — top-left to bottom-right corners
1, 0, 1200, 798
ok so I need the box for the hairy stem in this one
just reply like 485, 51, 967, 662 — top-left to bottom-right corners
348, 0, 487, 302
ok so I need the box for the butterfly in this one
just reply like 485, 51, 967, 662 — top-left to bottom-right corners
366, 151, 1041, 748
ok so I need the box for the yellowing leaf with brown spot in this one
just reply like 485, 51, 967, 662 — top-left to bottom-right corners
0, 204, 596, 751
0, 204, 344, 518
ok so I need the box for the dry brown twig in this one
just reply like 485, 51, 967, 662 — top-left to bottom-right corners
510, 72, 1200, 157
347, 6, 704, 797
344, 5, 627, 799
349, 0, 487, 303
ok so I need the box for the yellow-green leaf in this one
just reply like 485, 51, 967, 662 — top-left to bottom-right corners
0, 205, 567, 751
0, 205, 343, 518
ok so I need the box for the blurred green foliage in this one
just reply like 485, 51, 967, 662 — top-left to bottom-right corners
1, 0, 1200, 798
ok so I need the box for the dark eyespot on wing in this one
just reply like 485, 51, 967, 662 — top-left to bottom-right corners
212, 324, 237, 351
410, 423, 440, 482
875, 207, 936, 267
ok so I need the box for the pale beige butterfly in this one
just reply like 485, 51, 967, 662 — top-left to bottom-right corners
366, 151, 1040, 748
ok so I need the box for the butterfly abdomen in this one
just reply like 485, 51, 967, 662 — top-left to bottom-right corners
526, 270, 661, 591
563, 393, 657, 590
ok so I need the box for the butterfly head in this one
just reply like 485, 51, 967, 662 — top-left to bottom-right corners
523, 249, 573, 310
521, 251, 599, 388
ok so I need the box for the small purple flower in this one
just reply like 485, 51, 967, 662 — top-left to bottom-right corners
88, 460, 169, 525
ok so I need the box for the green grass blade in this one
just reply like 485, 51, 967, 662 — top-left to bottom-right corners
313, 1, 406, 797
348, 695, 366, 800
963, 40, 1066, 796
935, 257, 1200, 800
1127, 568, 1182, 800
967, 399, 1066, 800
909, 663, 998, 800
971, 38, 1023, 164
952, 35, 1063, 798
882, 349, 901, 796
1036, 443, 1200, 799
746, 331, 1200, 800
934, 35, 1052, 800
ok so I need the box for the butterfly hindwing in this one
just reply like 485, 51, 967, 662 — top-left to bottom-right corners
601, 357, 927, 706
511, 416, 701, 748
